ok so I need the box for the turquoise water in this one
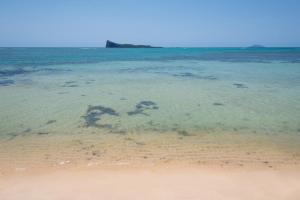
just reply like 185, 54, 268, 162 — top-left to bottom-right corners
1, 47, 300, 170
1, 47, 300, 66
0, 48, 300, 138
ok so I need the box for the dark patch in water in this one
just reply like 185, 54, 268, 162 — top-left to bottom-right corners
213, 102, 224, 106
173, 72, 197, 78
185, 113, 192, 119
83, 105, 119, 128
177, 130, 193, 136
58, 91, 69, 94
136, 101, 158, 109
65, 81, 76, 84
120, 97, 127, 101
43, 68, 72, 73
63, 84, 78, 87
6, 128, 33, 141
173, 73, 217, 80
233, 83, 248, 88
6, 133, 18, 141
124, 137, 134, 141
147, 120, 154, 126
201, 75, 217, 80
62, 81, 78, 87
0, 80, 15, 86
37, 132, 49, 135
127, 101, 159, 116
0, 68, 30, 76
127, 110, 145, 116
101, 124, 114, 129
0, 67, 71, 77
85, 80, 94, 84
46, 120, 56, 125
110, 129, 127, 134
85, 79, 95, 84
23, 128, 31, 133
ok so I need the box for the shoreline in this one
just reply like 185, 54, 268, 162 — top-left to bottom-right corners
1, 131, 300, 176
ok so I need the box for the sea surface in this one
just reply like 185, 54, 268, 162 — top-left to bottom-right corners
0, 47, 300, 172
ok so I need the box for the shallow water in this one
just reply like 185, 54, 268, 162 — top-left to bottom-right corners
0, 48, 300, 172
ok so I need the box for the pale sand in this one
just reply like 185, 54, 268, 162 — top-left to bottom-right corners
1, 168, 300, 200
1, 132, 300, 199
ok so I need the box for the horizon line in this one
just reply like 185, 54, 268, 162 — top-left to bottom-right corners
1, 46, 300, 48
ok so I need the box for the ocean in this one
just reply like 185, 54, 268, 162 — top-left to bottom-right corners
0, 47, 300, 171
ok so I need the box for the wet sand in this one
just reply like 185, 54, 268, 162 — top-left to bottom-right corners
1, 167, 300, 200
1, 131, 300, 199
1, 131, 300, 175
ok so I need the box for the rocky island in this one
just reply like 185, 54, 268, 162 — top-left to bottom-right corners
247, 44, 265, 48
106, 40, 161, 48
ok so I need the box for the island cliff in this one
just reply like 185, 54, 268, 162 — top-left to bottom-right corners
247, 44, 265, 48
106, 40, 161, 48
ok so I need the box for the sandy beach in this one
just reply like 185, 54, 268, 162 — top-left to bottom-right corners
1, 129, 300, 199
1, 167, 300, 200
1, 0, 300, 199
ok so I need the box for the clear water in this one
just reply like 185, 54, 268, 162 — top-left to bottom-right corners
0, 48, 300, 170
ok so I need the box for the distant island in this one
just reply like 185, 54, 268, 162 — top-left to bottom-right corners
106, 40, 162, 48
247, 44, 265, 48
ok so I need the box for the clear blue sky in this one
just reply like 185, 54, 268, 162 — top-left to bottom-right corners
0, 0, 299, 47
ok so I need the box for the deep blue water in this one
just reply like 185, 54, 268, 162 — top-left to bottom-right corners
1, 47, 300, 67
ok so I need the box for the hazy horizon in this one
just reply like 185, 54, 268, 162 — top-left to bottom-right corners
1, 45, 300, 48
1, 0, 300, 47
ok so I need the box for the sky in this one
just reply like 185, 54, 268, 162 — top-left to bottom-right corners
0, 0, 300, 47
